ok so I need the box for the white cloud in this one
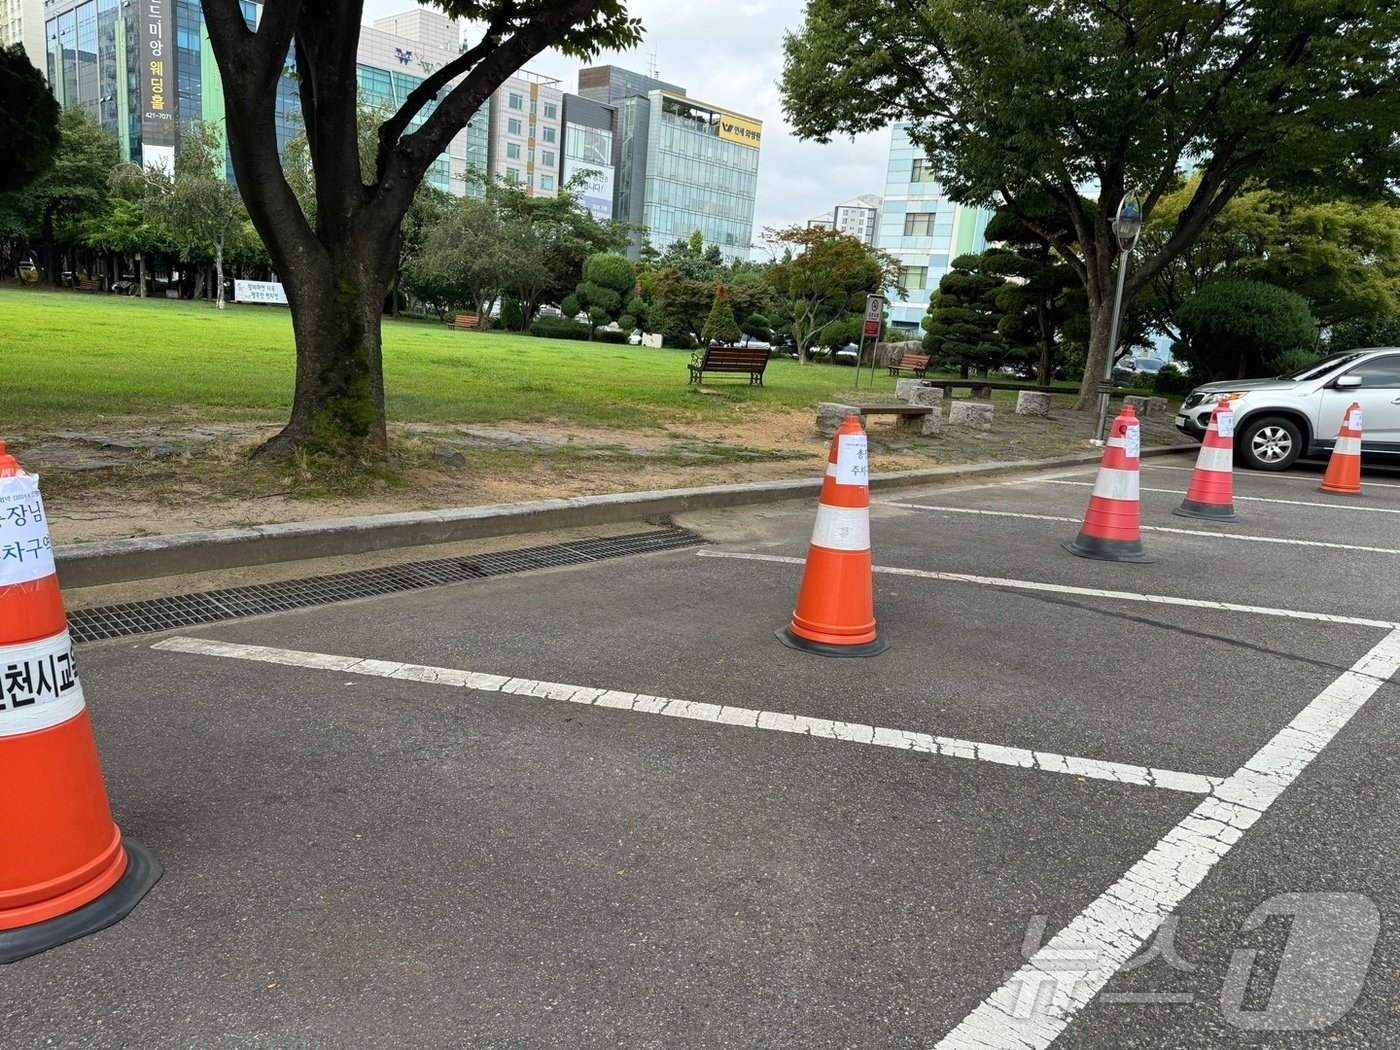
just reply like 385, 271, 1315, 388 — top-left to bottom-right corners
360, 0, 891, 241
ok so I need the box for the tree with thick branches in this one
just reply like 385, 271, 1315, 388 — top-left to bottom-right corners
781, 0, 1400, 410
201, 0, 640, 459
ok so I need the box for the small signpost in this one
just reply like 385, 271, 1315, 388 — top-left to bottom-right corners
856, 294, 884, 389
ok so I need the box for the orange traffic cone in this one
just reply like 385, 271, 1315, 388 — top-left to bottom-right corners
1064, 405, 1154, 563
0, 442, 160, 963
1319, 402, 1364, 496
777, 415, 887, 656
1174, 398, 1237, 520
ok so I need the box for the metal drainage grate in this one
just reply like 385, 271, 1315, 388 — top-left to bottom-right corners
68, 528, 704, 644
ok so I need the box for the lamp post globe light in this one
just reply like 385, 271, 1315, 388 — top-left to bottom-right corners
1094, 193, 1144, 444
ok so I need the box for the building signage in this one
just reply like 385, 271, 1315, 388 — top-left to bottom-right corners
234, 280, 289, 305
863, 294, 884, 336
562, 158, 614, 220
140, 0, 176, 172
717, 114, 762, 149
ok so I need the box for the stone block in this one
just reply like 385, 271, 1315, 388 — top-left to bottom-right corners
908, 385, 944, 409
1015, 390, 1052, 418
948, 401, 994, 431
895, 378, 924, 403
816, 402, 861, 437
1145, 396, 1169, 417
1123, 395, 1150, 415
920, 411, 943, 437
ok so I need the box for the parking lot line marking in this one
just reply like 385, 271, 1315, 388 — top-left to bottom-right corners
1142, 462, 1400, 489
1044, 478, 1400, 514
933, 625, 1400, 1050
698, 549, 1400, 629
149, 637, 1222, 795
879, 501, 1400, 556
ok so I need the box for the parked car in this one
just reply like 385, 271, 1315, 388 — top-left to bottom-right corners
1131, 357, 1166, 375
1175, 348, 1400, 470
833, 342, 860, 366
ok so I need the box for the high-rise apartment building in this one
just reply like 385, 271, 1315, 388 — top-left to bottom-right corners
808, 194, 882, 245
578, 65, 761, 262
0, 0, 45, 71
876, 124, 989, 334
485, 70, 564, 196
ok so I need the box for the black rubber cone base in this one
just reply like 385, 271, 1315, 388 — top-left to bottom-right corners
776, 625, 889, 657
1062, 534, 1155, 564
0, 836, 162, 964
1173, 499, 1237, 521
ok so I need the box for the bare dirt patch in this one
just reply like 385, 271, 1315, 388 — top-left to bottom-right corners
6, 404, 1185, 546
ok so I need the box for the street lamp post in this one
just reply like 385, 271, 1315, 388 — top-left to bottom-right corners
1094, 193, 1143, 444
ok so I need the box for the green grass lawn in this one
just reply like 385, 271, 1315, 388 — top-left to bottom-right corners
0, 287, 938, 432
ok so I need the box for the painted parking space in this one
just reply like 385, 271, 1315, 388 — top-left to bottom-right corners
7, 451, 1400, 1047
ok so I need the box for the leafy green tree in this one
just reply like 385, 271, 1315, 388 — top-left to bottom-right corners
202, 0, 642, 460
921, 256, 1008, 377
761, 225, 903, 363
1174, 279, 1316, 380
142, 121, 245, 307
564, 252, 636, 339
1326, 317, 1400, 355
4, 107, 119, 285
403, 195, 506, 322
1140, 179, 1400, 337
0, 44, 61, 195
700, 284, 741, 346
781, 0, 1400, 409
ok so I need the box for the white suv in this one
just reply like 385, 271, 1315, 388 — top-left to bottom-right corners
1175, 348, 1400, 470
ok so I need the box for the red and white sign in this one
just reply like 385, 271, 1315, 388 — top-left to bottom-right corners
863, 295, 883, 337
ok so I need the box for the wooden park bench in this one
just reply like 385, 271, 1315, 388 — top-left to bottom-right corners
888, 352, 930, 378
687, 345, 771, 386
451, 313, 480, 331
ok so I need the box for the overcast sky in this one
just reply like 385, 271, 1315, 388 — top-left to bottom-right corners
361, 0, 893, 241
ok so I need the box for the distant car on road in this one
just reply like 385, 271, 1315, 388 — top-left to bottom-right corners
1176, 348, 1400, 470
833, 342, 859, 366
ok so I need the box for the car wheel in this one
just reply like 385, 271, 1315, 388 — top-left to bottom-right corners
1238, 415, 1302, 471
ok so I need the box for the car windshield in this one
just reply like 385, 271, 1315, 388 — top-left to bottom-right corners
1134, 359, 1164, 372
1278, 352, 1368, 381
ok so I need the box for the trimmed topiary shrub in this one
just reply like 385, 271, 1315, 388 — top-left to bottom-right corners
529, 316, 590, 341
1150, 363, 1193, 395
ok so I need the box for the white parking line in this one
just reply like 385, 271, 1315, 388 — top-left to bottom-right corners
697, 549, 1400, 629
149, 636, 1222, 795
934, 626, 1400, 1049
1044, 478, 1400, 514
1143, 462, 1400, 489
880, 501, 1400, 556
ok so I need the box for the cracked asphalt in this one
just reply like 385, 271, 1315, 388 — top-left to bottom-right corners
4, 452, 1399, 1049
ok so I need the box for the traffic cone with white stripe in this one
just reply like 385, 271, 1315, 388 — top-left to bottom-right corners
0, 442, 160, 963
1174, 398, 1237, 520
1063, 405, 1154, 563
776, 415, 887, 656
1319, 402, 1364, 496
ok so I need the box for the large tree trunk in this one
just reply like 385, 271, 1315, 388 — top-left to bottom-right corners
258, 244, 390, 460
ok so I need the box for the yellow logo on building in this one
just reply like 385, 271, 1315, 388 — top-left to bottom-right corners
718, 115, 762, 148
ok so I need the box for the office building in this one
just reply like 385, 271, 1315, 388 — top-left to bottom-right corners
485, 70, 564, 195
561, 93, 616, 219
808, 194, 882, 245
37, 1, 481, 193
578, 65, 761, 262
876, 124, 989, 333
0, 0, 44, 71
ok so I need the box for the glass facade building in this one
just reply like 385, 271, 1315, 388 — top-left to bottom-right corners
579, 66, 762, 262
876, 124, 989, 333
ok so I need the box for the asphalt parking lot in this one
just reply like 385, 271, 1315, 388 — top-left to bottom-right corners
6, 453, 1400, 1049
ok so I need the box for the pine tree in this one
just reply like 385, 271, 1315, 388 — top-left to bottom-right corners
701, 284, 741, 346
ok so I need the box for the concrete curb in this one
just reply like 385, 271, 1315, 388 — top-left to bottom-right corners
56, 445, 1198, 587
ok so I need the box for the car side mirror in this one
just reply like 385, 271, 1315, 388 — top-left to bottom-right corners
1335, 374, 1363, 389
